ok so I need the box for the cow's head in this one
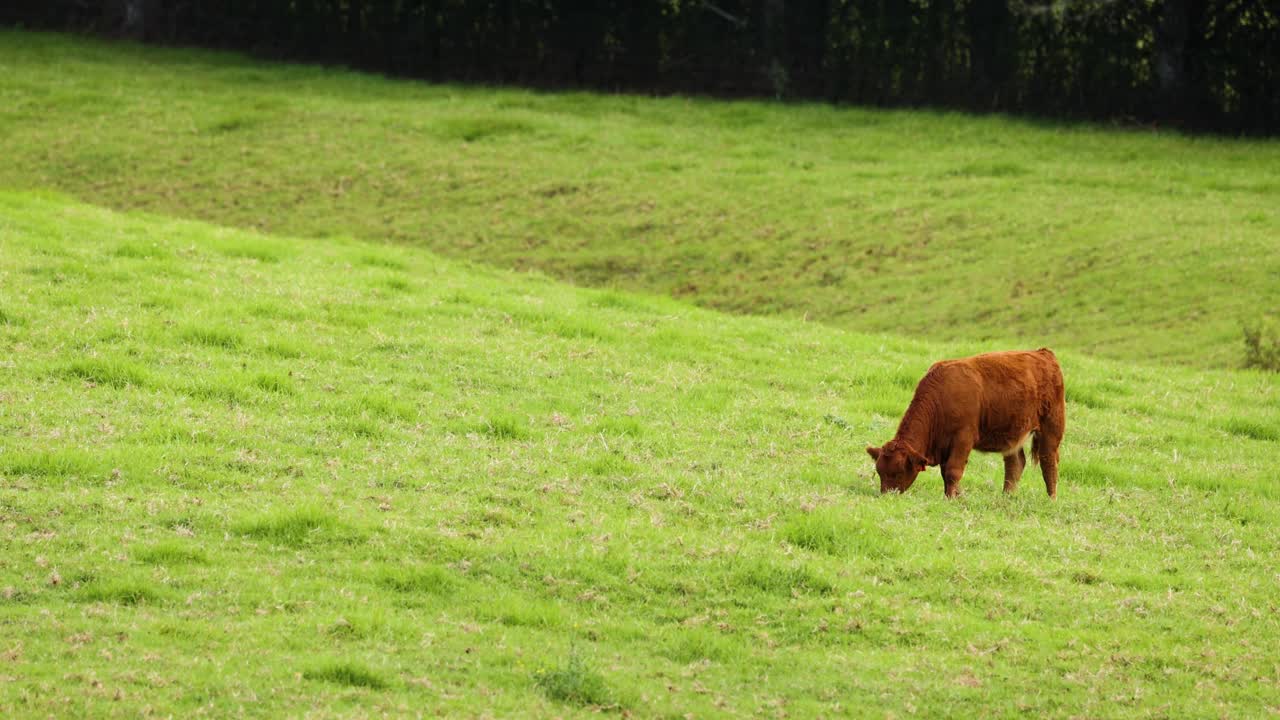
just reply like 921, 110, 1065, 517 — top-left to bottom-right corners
866, 440, 930, 493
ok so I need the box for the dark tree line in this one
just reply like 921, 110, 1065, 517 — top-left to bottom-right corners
5, 0, 1278, 133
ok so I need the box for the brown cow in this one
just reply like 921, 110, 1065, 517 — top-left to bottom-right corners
866, 348, 1065, 498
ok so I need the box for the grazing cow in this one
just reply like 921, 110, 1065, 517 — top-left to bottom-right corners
866, 348, 1065, 498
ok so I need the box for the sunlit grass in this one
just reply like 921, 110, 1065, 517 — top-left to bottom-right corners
1, 192, 1278, 716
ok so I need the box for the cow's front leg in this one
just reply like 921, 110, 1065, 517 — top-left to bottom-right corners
1003, 448, 1026, 494
942, 445, 972, 498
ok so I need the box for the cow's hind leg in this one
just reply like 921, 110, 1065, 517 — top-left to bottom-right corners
1034, 408, 1065, 499
1002, 448, 1026, 494
1037, 439, 1059, 499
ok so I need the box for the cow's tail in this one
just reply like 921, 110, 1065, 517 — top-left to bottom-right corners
1030, 431, 1042, 466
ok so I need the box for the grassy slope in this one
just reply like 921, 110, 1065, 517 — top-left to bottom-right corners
2, 31, 1279, 369
2, 191, 1279, 717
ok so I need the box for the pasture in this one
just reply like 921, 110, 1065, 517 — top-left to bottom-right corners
3, 31, 1280, 368
2, 193, 1278, 717
1, 30, 1279, 718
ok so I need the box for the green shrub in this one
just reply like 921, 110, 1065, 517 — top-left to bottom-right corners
1243, 320, 1280, 372
534, 647, 616, 709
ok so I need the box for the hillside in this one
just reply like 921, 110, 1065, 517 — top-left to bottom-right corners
3, 31, 1280, 368
2, 191, 1278, 717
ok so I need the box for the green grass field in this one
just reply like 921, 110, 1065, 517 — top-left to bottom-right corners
2, 31, 1279, 368
3, 192, 1279, 717
2, 29, 1280, 718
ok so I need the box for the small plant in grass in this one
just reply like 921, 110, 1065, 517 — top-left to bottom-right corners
180, 325, 243, 350
77, 580, 167, 606
303, 661, 387, 689
233, 507, 342, 547
478, 414, 530, 441
783, 511, 848, 555
375, 565, 457, 595
60, 358, 148, 388
534, 645, 616, 709
252, 371, 294, 394
1243, 319, 1280, 372
1221, 417, 1279, 442
134, 541, 208, 566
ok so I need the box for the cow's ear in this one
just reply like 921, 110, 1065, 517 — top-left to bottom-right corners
909, 452, 930, 472
866, 446, 881, 461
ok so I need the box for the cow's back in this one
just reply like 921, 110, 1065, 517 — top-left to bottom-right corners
940, 350, 1060, 454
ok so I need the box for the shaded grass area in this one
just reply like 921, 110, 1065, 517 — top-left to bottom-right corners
2, 194, 1279, 717
2, 31, 1279, 368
